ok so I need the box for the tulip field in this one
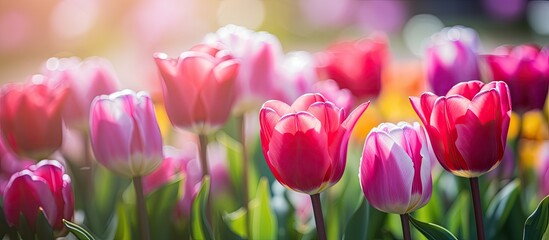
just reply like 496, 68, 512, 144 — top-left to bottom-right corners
1, 2, 549, 240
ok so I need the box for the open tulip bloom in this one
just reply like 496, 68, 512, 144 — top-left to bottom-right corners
359, 122, 432, 240
259, 93, 369, 239
410, 80, 512, 240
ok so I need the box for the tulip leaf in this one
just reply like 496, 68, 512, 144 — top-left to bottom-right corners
486, 179, 520, 239
524, 195, 549, 239
343, 197, 369, 240
222, 208, 247, 238
191, 176, 213, 240
249, 178, 277, 240
63, 219, 97, 240
114, 204, 132, 240
0, 200, 10, 237
409, 215, 457, 240
146, 178, 182, 239
35, 209, 54, 240
18, 213, 33, 240
217, 133, 243, 190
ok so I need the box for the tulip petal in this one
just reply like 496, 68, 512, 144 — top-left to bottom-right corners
360, 131, 414, 214
307, 102, 341, 134
409, 93, 437, 126
262, 100, 294, 116
291, 93, 326, 111
446, 80, 484, 100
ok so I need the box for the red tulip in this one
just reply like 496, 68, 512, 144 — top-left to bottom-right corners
410, 80, 511, 177
89, 90, 163, 177
154, 43, 240, 134
259, 93, 369, 194
42, 57, 119, 130
317, 34, 388, 99
3, 160, 74, 234
0, 78, 68, 160
485, 44, 549, 113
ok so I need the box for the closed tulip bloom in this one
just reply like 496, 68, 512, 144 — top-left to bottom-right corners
42, 57, 119, 130
538, 142, 549, 198
426, 26, 481, 96
89, 90, 163, 178
154, 43, 239, 134
313, 80, 354, 114
359, 122, 432, 214
485, 44, 549, 113
0, 78, 68, 160
204, 25, 284, 114
3, 160, 74, 233
317, 34, 388, 99
259, 93, 369, 194
410, 80, 512, 177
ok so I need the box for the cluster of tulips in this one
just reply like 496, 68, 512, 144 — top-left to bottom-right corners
0, 24, 548, 240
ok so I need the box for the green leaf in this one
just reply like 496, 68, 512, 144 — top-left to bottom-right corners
146, 178, 182, 239
35, 209, 54, 240
249, 178, 277, 239
524, 195, 549, 239
485, 179, 520, 239
18, 213, 33, 240
191, 176, 213, 240
343, 197, 369, 240
217, 133, 243, 190
223, 208, 247, 238
0, 199, 10, 237
446, 192, 470, 239
63, 219, 96, 240
409, 215, 457, 240
114, 205, 132, 240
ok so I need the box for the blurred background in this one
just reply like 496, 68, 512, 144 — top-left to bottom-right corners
1, 0, 548, 91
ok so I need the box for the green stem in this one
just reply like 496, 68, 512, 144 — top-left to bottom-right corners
470, 177, 485, 240
83, 133, 94, 208
133, 176, 150, 240
310, 194, 327, 240
400, 214, 411, 240
198, 134, 210, 177
237, 115, 251, 239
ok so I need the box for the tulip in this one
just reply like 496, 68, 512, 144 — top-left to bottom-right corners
313, 80, 354, 114
485, 44, 549, 113
42, 57, 119, 130
410, 80, 511, 177
359, 122, 432, 214
278, 51, 319, 102
410, 80, 511, 240
3, 160, 74, 235
89, 89, 163, 178
538, 142, 549, 198
316, 33, 388, 99
426, 26, 481, 96
204, 24, 284, 114
259, 93, 369, 194
0, 77, 68, 160
154, 43, 240, 134
0, 134, 33, 195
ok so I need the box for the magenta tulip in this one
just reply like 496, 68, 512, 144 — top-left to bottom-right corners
89, 90, 163, 177
259, 93, 369, 194
426, 26, 481, 96
204, 25, 284, 114
538, 142, 549, 198
0, 78, 68, 160
42, 57, 119, 130
485, 44, 549, 113
3, 160, 74, 233
359, 122, 432, 214
410, 80, 511, 177
154, 43, 239, 134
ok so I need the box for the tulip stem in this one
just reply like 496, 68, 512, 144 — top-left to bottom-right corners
400, 214, 412, 240
237, 115, 251, 239
310, 194, 327, 240
133, 176, 150, 240
198, 134, 210, 177
470, 177, 485, 240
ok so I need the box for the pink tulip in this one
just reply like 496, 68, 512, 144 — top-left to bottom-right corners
485, 44, 549, 113
204, 25, 283, 114
154, 43, 240, 133
259, 93, 369, 194
3, 160, 74, 233
410, 80, 512, 177
277, 51, 319, 102
317, 34, 388, 99
313, 80, 354, 114
42, 57, 119, 130
89, 90, 163, 177
142, 146, 190, 195
538, 142, 549, 198
359, 122, 432, 214
0, 77, 68, 160
426, 26, 481, 96
0, 133, 32, 195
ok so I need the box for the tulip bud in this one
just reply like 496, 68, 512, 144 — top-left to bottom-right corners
259, 93, 369, 194
89, 90, 163, 177
3, 160, 74, 235
410, 80, 512, 177
0, 77, 68, 160
154, 43, 240, 134
359, 122, 432, 214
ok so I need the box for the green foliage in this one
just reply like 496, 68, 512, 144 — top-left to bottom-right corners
146, 178, 182, 239
486, 179, 521, 239
63, 219, 97, 240
191, 177, 213, 240
343, 197, 369, 240
524, 195, 549, 239
249, 178, 278, 239
409, 214, 457, 240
